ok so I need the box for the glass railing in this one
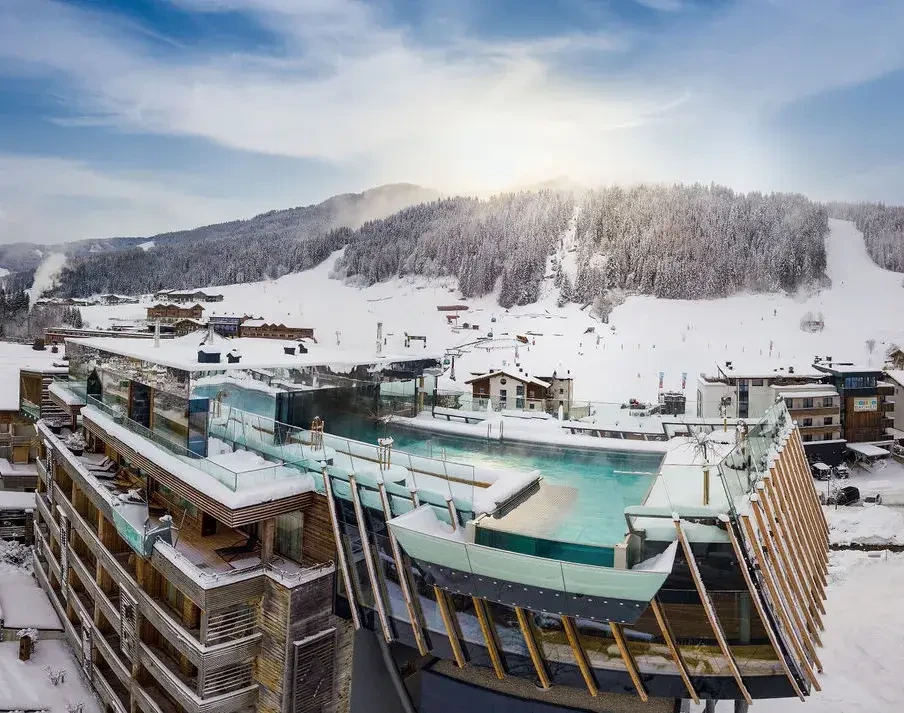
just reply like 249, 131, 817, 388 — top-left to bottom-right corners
51, 377, 87, 405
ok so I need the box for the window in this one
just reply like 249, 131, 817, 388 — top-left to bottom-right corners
802, 434, 813, 442
499, 389, 507, 404
844, 375, 877, 390
824, 416, 833, 425
529, 403, 535, 410
803, 418, 813, 426
824, 433, 833, 441
823, 396, 834, 407
803, 398, 813, 408
559, 388, 564, 394
275, 512, 304, 563
500, 378, 507, 385
516, 385, 525, 396
752, 379, 764, 386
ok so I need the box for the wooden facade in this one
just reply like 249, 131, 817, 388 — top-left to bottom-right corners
239, 323, 315, 341
146, 303, 206, 323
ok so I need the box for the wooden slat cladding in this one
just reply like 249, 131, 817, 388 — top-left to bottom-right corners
83, 413, 314, 528
150, 546, 265, 611
302, 494, 337, 565
255, 577, 293, 713
292, 629, 337, 713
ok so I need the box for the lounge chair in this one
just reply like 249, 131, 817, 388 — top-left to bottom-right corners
88, 457, 116, 473
216, 534, 260, 563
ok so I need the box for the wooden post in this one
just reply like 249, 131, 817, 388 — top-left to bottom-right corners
260, 517, 276, 565
649, 599, 700, 704
514, 607, 550, 690
790, 430, 830, 540
320, 467, 361, 630
473, 598, 506, 681
434, 587, 465, 668
758, 481, 824, 636
720, 514, 805, 701
740, 514, 821, 690
673, 517, 752, 704
751, 495, 823, 664
561, 616, 597, 696
348, 475, 393, 643
775, 456, 828, 586
377, 481, 428, 656
610, 621, 648, 702
783, 438, 830, 556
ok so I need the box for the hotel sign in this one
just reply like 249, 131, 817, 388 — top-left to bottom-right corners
853, 397, 878, 412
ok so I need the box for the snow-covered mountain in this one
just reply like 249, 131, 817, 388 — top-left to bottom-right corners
81, 219, 903, 407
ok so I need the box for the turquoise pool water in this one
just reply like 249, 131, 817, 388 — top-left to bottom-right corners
192, 382, 662, 550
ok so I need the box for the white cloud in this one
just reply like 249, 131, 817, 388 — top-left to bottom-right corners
0, 154, 236, 244
1, 0, 904, 242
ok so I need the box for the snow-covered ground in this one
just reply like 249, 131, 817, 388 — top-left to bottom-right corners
77, 219, 904, 409
0, 340, 68, 410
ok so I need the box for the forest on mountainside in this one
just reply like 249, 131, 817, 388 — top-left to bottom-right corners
335, 184, 828, 304
332, 191, 575, 307
828, 201, 904, 272
50, 182, 830, 306
570, 184, 829, 301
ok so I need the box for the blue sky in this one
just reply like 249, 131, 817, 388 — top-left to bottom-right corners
1, 0, 904, 244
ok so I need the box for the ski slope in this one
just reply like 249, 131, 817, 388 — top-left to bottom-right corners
79, 219, 904, 406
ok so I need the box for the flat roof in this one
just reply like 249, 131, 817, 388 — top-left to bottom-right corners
68, 334, 441, 373
847, 442, 889, 458
778, 389, 839, 399
814, 362, 883, 375
715, 360, 823, 379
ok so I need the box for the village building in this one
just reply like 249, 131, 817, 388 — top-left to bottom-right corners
171, 318, 207, 337
882, 369, 904, 441
238, 320, 314, 340
812, 361, 895, 444
154, 288, 224, 303
208, 314, 248, 337
146, 302, 205, 323
696, 361, 827, 420
465, 370, 552, 412
776, 384, 842, 443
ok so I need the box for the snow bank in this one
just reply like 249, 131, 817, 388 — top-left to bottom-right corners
827, 505, 904, 547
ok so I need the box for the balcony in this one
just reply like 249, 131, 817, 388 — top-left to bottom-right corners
94, 630, 132, 687
93, 663, 130, 713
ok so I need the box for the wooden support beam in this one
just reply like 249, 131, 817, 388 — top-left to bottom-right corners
473, 598, 506, 680
649, 599, 699, 704
775, 456, 828, 587
434, 586, 466, 668
751, 495, 824, 663
610, 621, 648, 702
767, 466, 827, 614
561, 616, 597, 697
740, 514, 821, 691
720, 514, 805, 701
320, 467, 361, 630
784, 438, 830, 557
378, 481, 429, 656
514, 607, 551, 690
759, 480, 824, 637
349, 475, 394, 643
790, 430, 830, 540
673, 517, 752, 704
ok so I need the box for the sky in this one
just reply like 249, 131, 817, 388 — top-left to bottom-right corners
2, 0, 904, 244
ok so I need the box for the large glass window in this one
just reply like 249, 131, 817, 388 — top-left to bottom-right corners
275, 511, 304, 563
844, 375, 877, 389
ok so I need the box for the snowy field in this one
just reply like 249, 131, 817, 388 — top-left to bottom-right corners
75, 219, 904, 410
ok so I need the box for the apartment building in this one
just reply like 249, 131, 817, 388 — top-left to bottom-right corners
29, 342, 344, 713
776, 385, 842, 442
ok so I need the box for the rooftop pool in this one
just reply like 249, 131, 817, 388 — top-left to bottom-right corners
193, 382, 663, 562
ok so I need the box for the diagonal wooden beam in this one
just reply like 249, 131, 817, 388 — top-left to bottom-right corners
377, 481, 429, 655
783, 438, 830, 558
472, 597, 505, 680
751, 495, 824, 663
673, 517, 752, 704
514, 607, 550, 689
610, 622, 648, 702
649, 599, 699, 704
561, 615, 598, 697
434, 586, 466, 668
775, 455, 828, 588
720, 514, 805, 701
759, 480, 824, 637
740, 514, 822, 691
349, 475, 394, 643
320, 467, 361, 630
790, 430, 830, 540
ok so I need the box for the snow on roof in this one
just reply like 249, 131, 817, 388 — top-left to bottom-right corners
48, 381, 85, 406
884, 370, 904, 387
70, 335, 438, 373
83, 404, 315, 508
198, 345, 221, 354
847, 442, 890, 458
0, 489, 35, 510
778, 389, 839, 399
715, 360, 823, 379
0, 576, 61, 630
0, 341, 68, 411
464, 369, 551, 388
814, 362, 882, 375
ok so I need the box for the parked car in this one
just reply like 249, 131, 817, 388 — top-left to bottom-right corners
834, 463, 850, 479
811, 461, 832, 480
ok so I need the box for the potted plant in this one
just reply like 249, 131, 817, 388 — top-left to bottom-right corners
64, 431, 86, 456
47, 418, 65, 435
